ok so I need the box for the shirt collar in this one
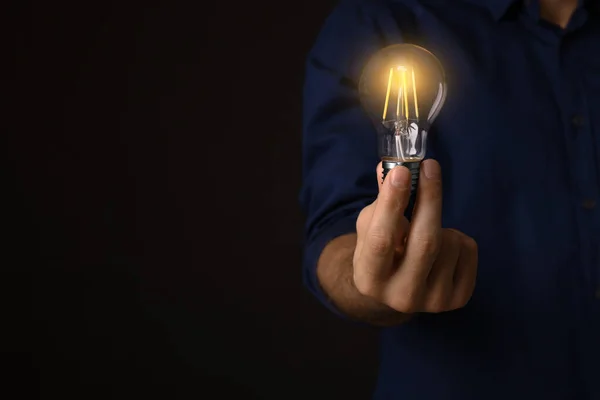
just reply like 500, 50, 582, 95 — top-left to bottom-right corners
462, 0, 600, 21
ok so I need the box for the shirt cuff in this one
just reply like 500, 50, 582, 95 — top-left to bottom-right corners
302, 213, 360, 317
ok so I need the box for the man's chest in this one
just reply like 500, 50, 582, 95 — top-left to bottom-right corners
381, 8, 600, 275
412, 13, 600, 220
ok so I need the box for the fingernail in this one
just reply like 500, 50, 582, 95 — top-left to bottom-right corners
391, 167, 408, 188
423, 160, 441, 180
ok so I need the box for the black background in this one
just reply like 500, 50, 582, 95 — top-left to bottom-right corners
5, 1, 380, 398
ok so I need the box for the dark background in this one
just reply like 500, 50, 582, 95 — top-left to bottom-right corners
5, 1, 379, 398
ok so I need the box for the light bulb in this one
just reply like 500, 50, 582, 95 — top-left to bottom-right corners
359, 44, 447, 193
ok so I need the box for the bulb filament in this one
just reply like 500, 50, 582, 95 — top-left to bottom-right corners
382, 65, 419, 124
382, 65, 421, 160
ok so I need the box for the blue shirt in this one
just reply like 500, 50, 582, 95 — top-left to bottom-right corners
299, 0, 600, 398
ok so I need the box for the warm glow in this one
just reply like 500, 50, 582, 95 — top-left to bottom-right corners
382, 65, 420, 122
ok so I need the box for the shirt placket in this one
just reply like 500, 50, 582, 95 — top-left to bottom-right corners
563, 36, 600, 290
561, 32, 600, 399
562, 42, 599, 300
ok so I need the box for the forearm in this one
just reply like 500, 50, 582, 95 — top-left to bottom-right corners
317, 233, 413, 327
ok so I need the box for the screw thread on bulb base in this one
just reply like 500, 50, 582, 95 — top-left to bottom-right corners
382, 161, 420, 196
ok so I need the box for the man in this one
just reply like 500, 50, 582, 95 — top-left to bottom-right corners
299, 0, 600, 399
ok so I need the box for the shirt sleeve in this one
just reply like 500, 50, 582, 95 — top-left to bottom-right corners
299, 0, 410, 315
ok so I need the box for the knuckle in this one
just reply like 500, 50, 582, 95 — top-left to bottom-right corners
353, 264, 380, 298
443, 229, 461, 246
426, 301, 447, 314
453, 285, 475, 309
412, 235, 441, 259
353, 274, 380, 298
356, 205, 375, 233
367, 231, 393, 256
463, 236, 478, 252
425, 292, 451, 313
386, 287, 420, 314
388, 298, 417, 314
354, 278, 374, 297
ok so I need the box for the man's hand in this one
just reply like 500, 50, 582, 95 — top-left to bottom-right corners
352, 159, 478, 314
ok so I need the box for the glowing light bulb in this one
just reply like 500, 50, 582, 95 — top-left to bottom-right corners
359, 44, 447, 193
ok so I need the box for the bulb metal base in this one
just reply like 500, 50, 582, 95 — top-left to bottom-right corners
382, 161, 420, 195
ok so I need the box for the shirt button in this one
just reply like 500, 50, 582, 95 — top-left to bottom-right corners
571, 114, 585, 128
582, 199, 597, 210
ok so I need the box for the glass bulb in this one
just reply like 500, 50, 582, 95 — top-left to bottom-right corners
359, 44, 447, 186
